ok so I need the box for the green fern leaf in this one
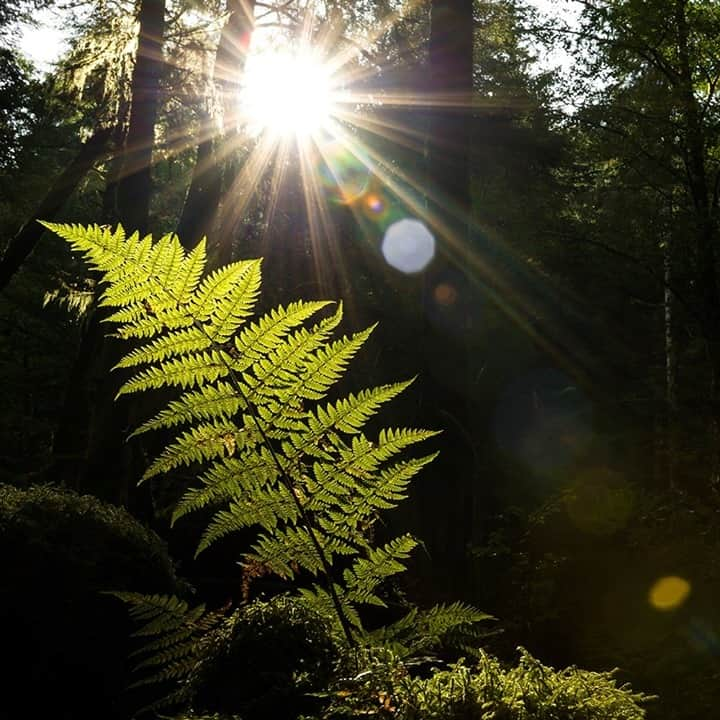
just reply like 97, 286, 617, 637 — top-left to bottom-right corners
44, 223, 445, 644
117, 350, 230, 398
114, 326, 211, 369
142, 420, 243, 481
233, 300, 333, 368
131, 382, 243, 436
206, 258, 261, 342
343, 534, 418, 606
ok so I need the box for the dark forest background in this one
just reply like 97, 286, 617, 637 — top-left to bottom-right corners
2, 1, 720, 718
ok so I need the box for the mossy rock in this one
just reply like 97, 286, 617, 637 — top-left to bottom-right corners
0, 483, 185, 720
193, 595, 340, 720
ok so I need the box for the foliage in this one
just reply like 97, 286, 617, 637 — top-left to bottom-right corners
108, 593, 339, 716
108, 591, 237, 712
0, 483, 184, 719
40, 221, 501, 715
42, 221, 444, 641
194, 595, 340, 720
318, 646, 652, 719
365, 601, 495, 660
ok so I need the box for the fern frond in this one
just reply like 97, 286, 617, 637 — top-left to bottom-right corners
248, 526, 324, 578
242, 301, 344, 386
108, 591, 236, 710
370, 601, 495, 658
190, 260, 260, 322
233, 300, 333, 368
131, 382, 242, 437
117, 350, 230, 398
298, 585, 363, 632
343, 534, 418, 607
335, 428, 441, 476
359, 453, 440, 510
169, 236, 207, 305
304, 381, 414, 443
45, 223, 445, 645
114, 311, 195, 340
206, 258, 261, 342
196, 485, 300, 555
171, 446, 280, 526
142, 420, 243, 481
289, 324, 377, 402
114, 326, 211, 369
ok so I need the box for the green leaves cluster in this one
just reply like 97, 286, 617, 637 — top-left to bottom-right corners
108, 592, 237, 711
322, 647, 653, 720
42, 222, 439, 636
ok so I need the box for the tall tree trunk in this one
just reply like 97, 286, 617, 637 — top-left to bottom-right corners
674, 0, 720, 488
418, 0, 476, 597
664, 234, 677, 490
49, 118, 128, 491
216, 0, 257, 265
175, 113, 221, 248
116, 0, 166, 235
0, 127, 112, 291
176, 0, 256, 254
80, 0, 167, 508
427, 0, 474, 222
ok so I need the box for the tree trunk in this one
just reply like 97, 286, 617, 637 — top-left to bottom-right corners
115, 0, 166, 235
80, 0, 167, 509
176, 0, 256, 254
427, 0, 474, 221
0, 127, 112, 291
417, 0, 476, 597
663, 235, 677, 490
175, 115, 222, 248
674, 0, 720, 488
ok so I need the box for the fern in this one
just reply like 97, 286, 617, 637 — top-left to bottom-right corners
361, 601, 494, 660
108, 592, 237, 710
43, 222, 441, 643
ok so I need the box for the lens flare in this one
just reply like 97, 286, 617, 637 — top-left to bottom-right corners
317, 139, 371, 204
434, 282, 458, 306
363, 192, 385, 215
649, 576, 691, 611
381, 218, 435, 274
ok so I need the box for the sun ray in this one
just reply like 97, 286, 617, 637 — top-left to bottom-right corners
187, 1, 593, 387
216, 130, 278, 247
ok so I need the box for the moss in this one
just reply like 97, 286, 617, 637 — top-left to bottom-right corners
193, 595, 340, 720
322, 646, 652, 720
0, 483, 185, 720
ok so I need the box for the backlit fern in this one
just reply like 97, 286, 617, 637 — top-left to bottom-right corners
43, 222, 442, 642
107, 592, 237, 711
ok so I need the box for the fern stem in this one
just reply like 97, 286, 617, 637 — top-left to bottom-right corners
190, 319, 357, 646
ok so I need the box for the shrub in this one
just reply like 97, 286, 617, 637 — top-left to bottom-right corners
0, 483, 183, 720
320, 647, 653, 720
193, 595, 340, 720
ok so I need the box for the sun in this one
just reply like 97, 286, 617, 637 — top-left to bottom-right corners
239, 47, 336, 138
